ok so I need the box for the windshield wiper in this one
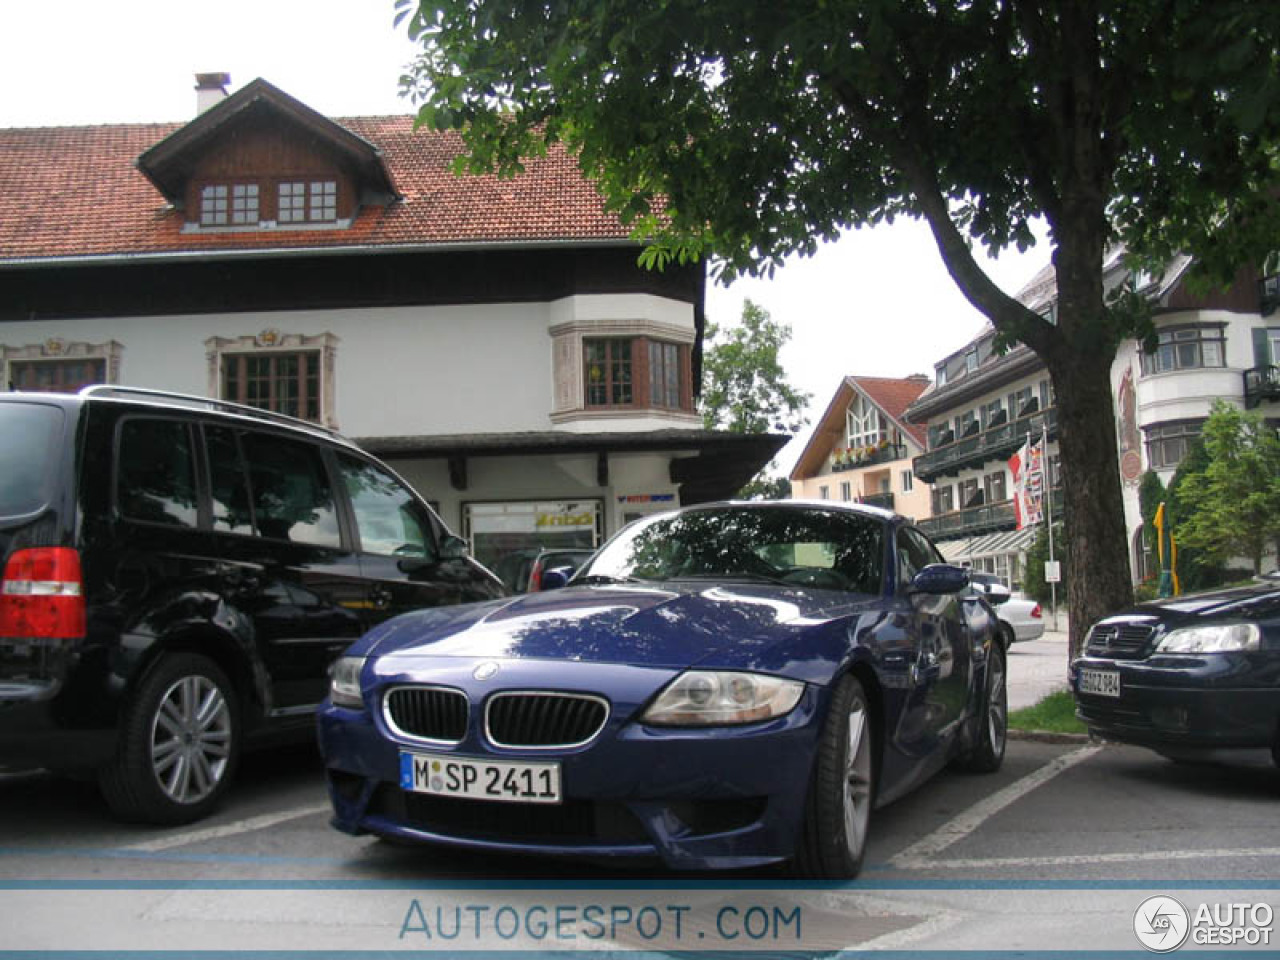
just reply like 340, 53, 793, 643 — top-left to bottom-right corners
672, 572, 792, 586
573, 573, 647, 585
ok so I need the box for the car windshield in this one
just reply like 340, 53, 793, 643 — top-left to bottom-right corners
0, 403, 63, 517
580, 505, 885, 594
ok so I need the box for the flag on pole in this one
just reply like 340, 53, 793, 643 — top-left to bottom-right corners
1008, 438, 1045, 530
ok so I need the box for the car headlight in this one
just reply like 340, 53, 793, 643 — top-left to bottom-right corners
1155, 623, 1261, 654
642, 671, 804, 726
328, 656, 366, 708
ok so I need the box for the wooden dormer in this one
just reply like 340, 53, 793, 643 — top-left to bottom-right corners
136, 78, 398, 230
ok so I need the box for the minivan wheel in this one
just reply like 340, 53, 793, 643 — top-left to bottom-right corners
100, 653, 240, 825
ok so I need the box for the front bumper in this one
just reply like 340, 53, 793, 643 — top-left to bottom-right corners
1072, 652, 1279, 750
317, 659, 825, 871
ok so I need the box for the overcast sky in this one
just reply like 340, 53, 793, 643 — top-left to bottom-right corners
2, 0, 1050, 474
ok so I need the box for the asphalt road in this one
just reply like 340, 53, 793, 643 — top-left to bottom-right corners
2, 734, 1277, 952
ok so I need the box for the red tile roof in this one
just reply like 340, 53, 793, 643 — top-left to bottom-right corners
0, 115, 632, 264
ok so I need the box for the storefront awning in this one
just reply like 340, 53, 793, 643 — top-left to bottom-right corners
936, 525, 1040, 564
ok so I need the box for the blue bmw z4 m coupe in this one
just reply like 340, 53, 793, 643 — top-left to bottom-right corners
318, 501, 1007, 878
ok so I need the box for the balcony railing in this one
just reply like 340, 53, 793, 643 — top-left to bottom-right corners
831, 443, 907, 472
1244, 365, 1280, 409
858, 491, 895, 510
913, 408, 1057, 483
917, 488, 1063, 541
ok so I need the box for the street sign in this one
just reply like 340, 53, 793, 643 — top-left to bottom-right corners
1044, 560, 1061, 583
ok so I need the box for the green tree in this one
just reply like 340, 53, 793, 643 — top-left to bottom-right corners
399, 0, 1280, 653
737, 474, 792, 501
1174, 401, 1280, 576
700, 300, 810, 435
1163, 438, 1226, 592
701, 300, 808, 499
1023, 521, 1068, 608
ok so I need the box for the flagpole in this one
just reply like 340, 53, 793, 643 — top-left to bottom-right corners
1043, 418, 1057, 631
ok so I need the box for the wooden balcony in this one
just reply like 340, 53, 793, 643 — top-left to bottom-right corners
913, 408, 1057, 483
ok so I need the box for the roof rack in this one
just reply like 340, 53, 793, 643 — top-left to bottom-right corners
78, 385, 349, 443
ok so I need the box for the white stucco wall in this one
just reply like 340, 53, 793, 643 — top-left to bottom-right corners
0, 292, 698, 438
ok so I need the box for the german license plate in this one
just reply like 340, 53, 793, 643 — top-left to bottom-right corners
1078, 668, 1120, 698
400, 752, 561, 804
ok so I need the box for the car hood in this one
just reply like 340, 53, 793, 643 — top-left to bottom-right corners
359, 581, 876, 670
1131, 582, 1280, 623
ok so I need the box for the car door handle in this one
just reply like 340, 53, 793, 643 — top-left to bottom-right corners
911, 651, 940, 685
370, 585, 393, 610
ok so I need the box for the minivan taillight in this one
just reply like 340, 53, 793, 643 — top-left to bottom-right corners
0, 547, 86, 639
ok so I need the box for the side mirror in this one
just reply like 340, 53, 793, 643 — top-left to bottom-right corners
910, 563, 971, 595
538, 566, 575, 591
438, 535, 469, 561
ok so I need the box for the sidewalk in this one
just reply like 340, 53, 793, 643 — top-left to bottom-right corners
1006, 612, 1072, 711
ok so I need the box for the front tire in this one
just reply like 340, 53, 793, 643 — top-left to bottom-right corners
962, 641, 1007, 773
999, 623, 1015, 652
792, 674, 876, 879
100, 652, 241, 825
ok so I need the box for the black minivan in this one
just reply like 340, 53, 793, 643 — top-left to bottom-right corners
0, 386, 503, 824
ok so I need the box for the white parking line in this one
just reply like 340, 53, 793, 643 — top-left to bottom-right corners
909, 846, 1280, 870
890, 745, 1102, 869
119, 802, 330, 852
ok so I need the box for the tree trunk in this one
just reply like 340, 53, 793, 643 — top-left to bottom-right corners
1046, 353, 1133, 657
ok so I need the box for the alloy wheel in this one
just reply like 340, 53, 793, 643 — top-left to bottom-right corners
843, 700, 874, 856
149, 674, 233, 805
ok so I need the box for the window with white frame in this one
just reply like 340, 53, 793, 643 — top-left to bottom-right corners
846, 392, 884, 450
819, 485, 830, 500
901, 470, 913, 492
840, 481, 851, 501
1140, 325, 1226, 375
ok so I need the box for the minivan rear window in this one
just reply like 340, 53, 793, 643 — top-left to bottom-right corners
0, 403, 64, 517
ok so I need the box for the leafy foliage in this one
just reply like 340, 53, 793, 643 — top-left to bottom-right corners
1173, 401, 1280, 575
736, 474, 792, 501
1137, 470, 1166, 556
700, 300, 809, 435
396, 0, 1280, 645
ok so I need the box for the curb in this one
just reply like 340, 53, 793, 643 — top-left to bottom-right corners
1008, 728, 1093, 744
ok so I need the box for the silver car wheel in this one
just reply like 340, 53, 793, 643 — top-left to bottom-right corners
843, 701, 873, 857
150, 675, 233, 805
987, 648, 1007, 751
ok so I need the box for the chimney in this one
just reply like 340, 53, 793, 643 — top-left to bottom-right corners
194, 72, 231, 114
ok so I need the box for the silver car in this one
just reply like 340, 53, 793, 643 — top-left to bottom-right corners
969, 572, 1045, 649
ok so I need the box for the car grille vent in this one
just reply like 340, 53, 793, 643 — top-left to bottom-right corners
385, 686, 468, 743
1086, 623, 1156, 659
486, 692, 608, 748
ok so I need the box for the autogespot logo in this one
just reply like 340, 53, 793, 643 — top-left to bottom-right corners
1134, 896, 1191, 952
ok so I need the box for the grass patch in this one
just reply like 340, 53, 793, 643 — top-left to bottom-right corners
1008, 690, 1087, 735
